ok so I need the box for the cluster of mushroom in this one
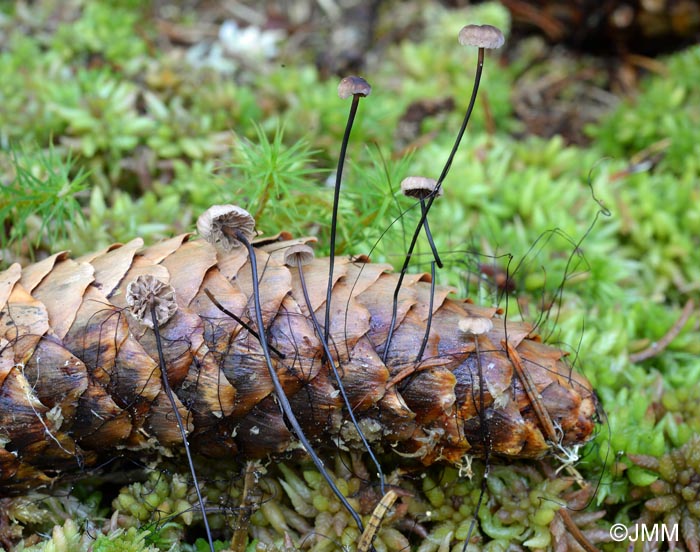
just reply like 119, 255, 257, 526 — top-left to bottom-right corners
125, 204, 257, 328
119, 22, 510, 552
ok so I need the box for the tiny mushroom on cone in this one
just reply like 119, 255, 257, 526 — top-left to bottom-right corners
126, 274, 178, 328
458, 316, 494, 336
457, 24, 505, 50
197, 204, 256, 252
400, 176, 443, 200
337, 76, 372, 99
283, 243, 315, 267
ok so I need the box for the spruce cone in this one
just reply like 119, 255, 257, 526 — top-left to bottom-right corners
0, 233, 598, 494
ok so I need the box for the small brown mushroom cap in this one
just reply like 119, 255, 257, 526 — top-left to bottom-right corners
283, 244, 315, 267
197, 204, 256, 252
458, 316, 494, 336
458, 24, 505, 49
337, 76, 372, 99
400, 176, 443, 200
126, 274, 178, 328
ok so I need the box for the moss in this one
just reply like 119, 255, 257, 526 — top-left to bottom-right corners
15, 519, 91, 552
630, 436, 700, 552
588, 46, 700, 178
92, 528, 160, 552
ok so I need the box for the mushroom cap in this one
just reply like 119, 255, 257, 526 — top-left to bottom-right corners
458, 316, 494, 335
197, 204, 256, 252
126, 274, 178, 328
337, 76, 372, 99
458, 24, 505, 49
400, 176, 442, 200
283, 243, 315, 267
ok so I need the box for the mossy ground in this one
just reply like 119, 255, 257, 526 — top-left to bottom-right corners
1, 1, 700, 550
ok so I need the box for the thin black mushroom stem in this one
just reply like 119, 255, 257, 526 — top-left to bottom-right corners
382, 23, 505, 365
235, 229, 367, 536
202, 288, 286, 360
457, 316, 494, 552
400, 176, 443, 269
400, 176, 442, 363
196, 205, 367, 537
284, 244, 386, 497
416, 260, 436, 363
125, 275, 216, 552
325, 76, 372, 343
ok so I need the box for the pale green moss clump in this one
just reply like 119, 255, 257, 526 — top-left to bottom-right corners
114, 471, 194, 526
630, 435, 700, 552
15, 519, 91, 552
6, 454, 607, 552
15, 521, 160, 552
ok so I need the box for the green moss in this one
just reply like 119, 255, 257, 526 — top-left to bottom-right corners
629, 436, 700, 551
92, 528, 159, 552
0, 145, 88, 260
588, 46, 700, 177
16, 520, 88, 552
51, 3, 150, 69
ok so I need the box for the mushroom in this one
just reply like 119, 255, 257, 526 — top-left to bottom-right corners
383, 24, 505, 363
325, 75, 373, 342
435, 23, 505, 184
233, 213, 368, 535
458, 316, 494, 336
337, 75, 372, 99
283, 243, 315, 267
457, 24, 505, 50
281, 237, 387, 499
127, 279, 212, 549
126, 274, 178, 328
197, 204, 256, 252
400, 176, 443, 268
400, 176, 443, 200
433, 23, 505, 187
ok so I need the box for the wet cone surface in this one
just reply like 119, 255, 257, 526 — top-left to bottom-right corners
0, 232, 597, 493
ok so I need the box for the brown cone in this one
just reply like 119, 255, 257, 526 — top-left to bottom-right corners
0, 233, 598, 493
